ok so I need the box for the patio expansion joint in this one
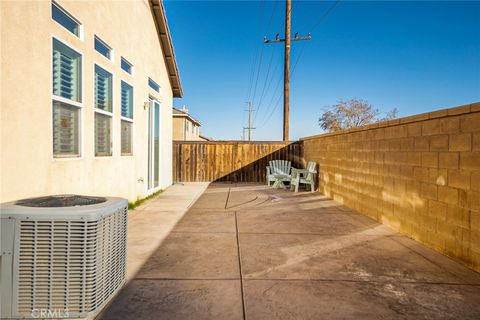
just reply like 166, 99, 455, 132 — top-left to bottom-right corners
234, 210, 247, 320
170, 231, 236, 234
132, 278, 240, 281
241, 278, 480, 286
224, 187, 231, 209
237, 231, 399, 237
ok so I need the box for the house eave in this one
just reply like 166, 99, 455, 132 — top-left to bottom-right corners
150, 0, 183, 98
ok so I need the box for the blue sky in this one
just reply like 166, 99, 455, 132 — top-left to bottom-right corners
164, 0, 480, 140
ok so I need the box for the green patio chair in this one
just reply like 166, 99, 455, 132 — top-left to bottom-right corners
290, 161, 317, 192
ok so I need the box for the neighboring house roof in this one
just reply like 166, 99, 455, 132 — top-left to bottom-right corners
150, 0, 183, 98
173, 108, 201, 126
199, 135, 213, 141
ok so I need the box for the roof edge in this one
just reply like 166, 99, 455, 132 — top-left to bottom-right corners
173, 108, 201, 126
150, 0, 183, 98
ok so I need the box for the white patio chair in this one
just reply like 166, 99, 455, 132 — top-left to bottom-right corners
266, 160, 292, 187
290, 161, 317, 192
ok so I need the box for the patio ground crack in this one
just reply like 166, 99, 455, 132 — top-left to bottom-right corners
224, 187, 231, 209
234, 211, 247, 320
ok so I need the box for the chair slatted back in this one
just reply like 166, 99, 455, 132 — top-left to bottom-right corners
305, 161, 317, 182
269, 160, 292, 175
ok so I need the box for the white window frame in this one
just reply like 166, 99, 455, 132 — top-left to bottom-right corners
93, 63, 114, 157
51, 35, 84, 160
120, 79, 134, 156
51, 0, 84, 41
94, 35, 114, 62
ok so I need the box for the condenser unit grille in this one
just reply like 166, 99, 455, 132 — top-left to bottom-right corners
15, 206, 127, 317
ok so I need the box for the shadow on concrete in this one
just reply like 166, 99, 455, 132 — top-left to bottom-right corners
100, 183, 480, 320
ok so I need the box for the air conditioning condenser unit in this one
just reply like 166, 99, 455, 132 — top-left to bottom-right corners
1, 195, 128, 319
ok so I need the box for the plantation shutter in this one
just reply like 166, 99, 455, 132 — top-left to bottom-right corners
121, 121, 132, 155
121, 81, 133, 119
52, 101, 79, 156
52, 39, 81, 102
95, 113, 111, 156
95, 66, 112, 112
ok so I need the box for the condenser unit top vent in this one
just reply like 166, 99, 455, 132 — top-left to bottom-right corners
15, 195, 106, 207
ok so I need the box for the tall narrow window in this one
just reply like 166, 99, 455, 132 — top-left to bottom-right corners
121, 81, 133, 155
94, 65, 112, 111
53, 101, 79, 156
53, 39, 81, 101
94, 65, 112, 156
121, 121, 132, 155
52, 38, 82, 157
95, 113, 111, 156
121, 81, 133, 118
52, 1, 81, 37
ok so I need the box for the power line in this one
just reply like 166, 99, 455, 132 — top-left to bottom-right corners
291, 0, 341, 77
256, 0, 342, 135
250, 0, 279, 105
257, 90, 283, 129
264, 0, 311, 141
253, 46, 277, 123
256, 75, 283, 128
310, 0, 341, 33
245, 0, 266, 101
259, 0, 341, 131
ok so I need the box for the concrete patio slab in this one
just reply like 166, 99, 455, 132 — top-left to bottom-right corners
243, 279, 480, 320
101, 182, 480, 319
190, 191, 230, 209
174, 209, 236, 233
237, 210, 389, 235
239, 233, 472, 283
136, 232, 240, 279
124, 182, 209, 280
102, 279, 243, 320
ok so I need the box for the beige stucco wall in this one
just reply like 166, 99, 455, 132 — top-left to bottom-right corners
0, 0, 175, 202
302, 103, 480, 272
173, 116, 202, 141
173, 117, 186, 140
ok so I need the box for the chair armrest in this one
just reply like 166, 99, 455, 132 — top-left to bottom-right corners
291, 168, 299, 179
266, 166, 271, 175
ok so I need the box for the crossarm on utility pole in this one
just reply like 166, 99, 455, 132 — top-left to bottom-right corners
263, 0, 311, 141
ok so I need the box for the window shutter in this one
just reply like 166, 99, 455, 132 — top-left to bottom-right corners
53, 39, 80, 102
95, 66, 112, 112
121, 121, 132, 155
95, 113, 111, 156
53, 101, 79, 156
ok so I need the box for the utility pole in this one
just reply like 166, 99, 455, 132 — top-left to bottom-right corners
284, 0, 291, 142
264, 0, 311, 141
244, 102, 256, 141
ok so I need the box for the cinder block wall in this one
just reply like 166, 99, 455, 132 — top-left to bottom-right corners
302, 103, 480, 272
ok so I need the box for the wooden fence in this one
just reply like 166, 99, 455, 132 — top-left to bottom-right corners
173, 141, 304, 182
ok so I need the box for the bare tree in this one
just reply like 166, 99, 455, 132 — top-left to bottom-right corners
319, 99, 398, 132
